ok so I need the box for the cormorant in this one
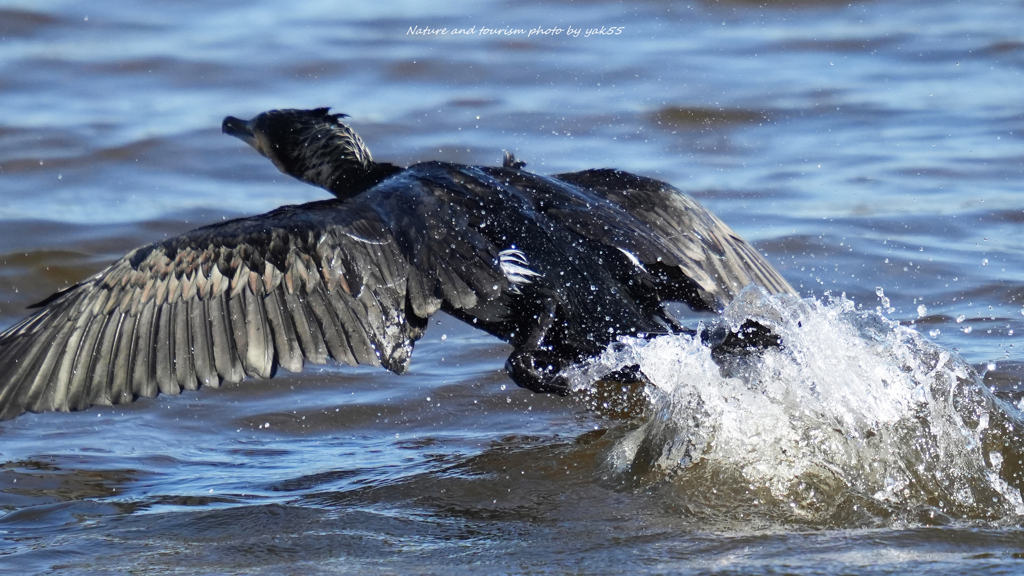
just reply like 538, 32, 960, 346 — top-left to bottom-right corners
0, 108, 794, 420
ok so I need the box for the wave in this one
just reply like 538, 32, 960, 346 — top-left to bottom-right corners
571, 288, 1024, 526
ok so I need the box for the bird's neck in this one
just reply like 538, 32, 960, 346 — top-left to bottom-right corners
310, 161, 403, 199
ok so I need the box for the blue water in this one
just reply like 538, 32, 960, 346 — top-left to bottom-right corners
1, 0, 1024, 573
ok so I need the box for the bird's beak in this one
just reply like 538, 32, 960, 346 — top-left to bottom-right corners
222, 116, 261, 154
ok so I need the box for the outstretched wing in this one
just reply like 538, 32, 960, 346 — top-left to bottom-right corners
0, 189, 507, 420
548, 169, 795, 309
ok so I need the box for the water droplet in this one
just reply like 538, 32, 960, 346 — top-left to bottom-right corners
982, 258, 989, 266
917, 304, 927, 318
963, 326, 973, 334
990, 451, 1003, 471
977, 412, 990, 431
956, 315, 965, 323
929, 329, 941, 337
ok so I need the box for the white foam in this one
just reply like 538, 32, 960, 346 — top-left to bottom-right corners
572, 287, 1024, 522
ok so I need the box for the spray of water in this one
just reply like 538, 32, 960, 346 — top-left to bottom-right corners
572, 287, 1024, 525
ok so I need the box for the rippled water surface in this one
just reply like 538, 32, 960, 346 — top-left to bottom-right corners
2, 0, 1024, 574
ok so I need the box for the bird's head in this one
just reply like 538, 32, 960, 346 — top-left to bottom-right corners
223, 108, 395, 198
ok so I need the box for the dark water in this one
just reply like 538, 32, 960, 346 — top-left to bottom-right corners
2, 0, 1024, 573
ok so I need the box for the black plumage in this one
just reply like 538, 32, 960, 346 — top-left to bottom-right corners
0, 108, 794, 420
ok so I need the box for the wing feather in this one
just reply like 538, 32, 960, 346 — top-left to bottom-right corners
264, 289, 304, 372
155, 302, 178, 396
551, 169, 796, 308
130, 299, 158, 400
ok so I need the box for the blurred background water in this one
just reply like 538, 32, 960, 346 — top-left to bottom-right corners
1, 0, 1023, 574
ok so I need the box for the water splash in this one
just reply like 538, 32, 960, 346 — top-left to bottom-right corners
573, 288, 1024, 525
